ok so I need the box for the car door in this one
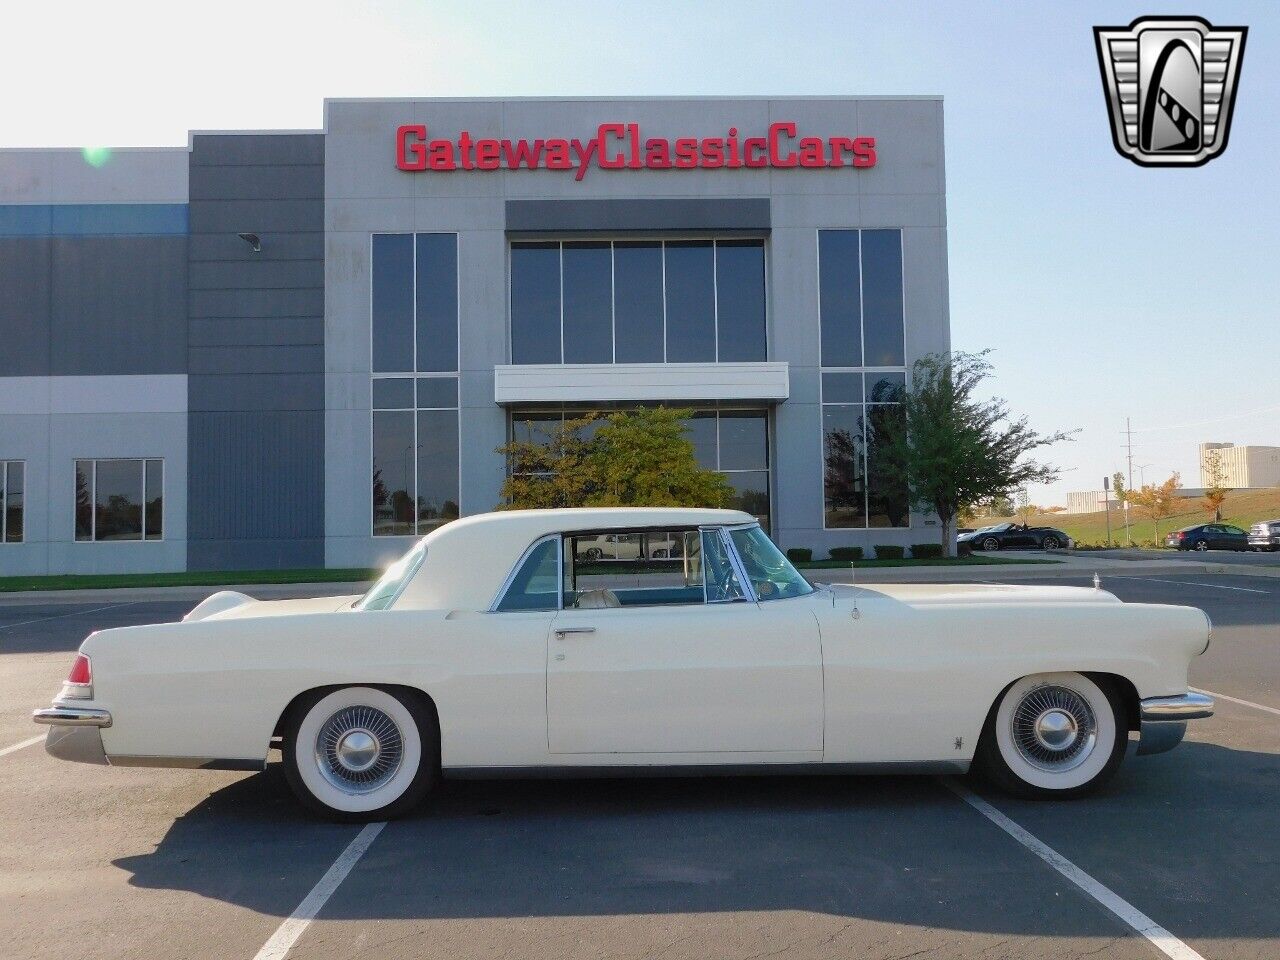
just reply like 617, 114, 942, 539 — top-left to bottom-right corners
1204, 525, 1224, 549
1223, 525, 1248, 549
546, 529, 824, 757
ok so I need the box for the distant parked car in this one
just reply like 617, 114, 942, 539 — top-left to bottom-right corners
958, 522, 1070, 551
1165, 523, 1249, 552
1248, 519, 1280, 552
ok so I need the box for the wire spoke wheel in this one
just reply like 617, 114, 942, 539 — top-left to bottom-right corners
315, 704, 404, 794
1010, 684, 1097, 772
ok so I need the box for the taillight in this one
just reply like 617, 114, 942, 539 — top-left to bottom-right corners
61, 654, 92, 699
1176, 532, 1185, 540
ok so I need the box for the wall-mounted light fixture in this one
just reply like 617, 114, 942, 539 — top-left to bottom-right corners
237, 232, 261, 253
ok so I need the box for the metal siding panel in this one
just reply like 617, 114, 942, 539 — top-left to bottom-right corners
188, 259, 323, 290
505, 198, 771, 232
0, 238, 52, 375
189, 345, 324, 375
50, 236, 187, 375
188, 287, 325, 319
187, 164, 325, 201
188, 374, 323, 411
188, 232, 324, 262
188, 317, 324, 347
188, 199, 324, 234
189, 134, 324, 167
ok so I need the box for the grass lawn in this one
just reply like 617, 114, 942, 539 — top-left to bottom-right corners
973, 487, 1280, 548
0, 568, 379, 594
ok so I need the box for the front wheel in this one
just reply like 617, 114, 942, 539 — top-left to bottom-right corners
283, 686, 438, 822
974, 672, 1127, 799
981, 537, 1001, 551
1194, 540, 1209, 552
1042, 535, 1060, 550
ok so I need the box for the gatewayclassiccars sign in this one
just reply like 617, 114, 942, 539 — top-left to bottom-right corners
395, 122, 877, 179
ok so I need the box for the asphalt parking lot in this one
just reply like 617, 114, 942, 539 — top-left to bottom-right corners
1, 574, 1277, 960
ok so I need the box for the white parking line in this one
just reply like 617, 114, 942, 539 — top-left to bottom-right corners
252, 821, 385, 960
1116, 577, 1272, 594
0, 735, 43, 759
943, 780, 1206, 960
1193, 686, 1280, 717
0, 601, 143, 632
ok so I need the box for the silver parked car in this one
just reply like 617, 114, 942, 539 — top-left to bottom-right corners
1248, 519, 1280, 551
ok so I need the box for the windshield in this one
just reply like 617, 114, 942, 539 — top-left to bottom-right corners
727, 526, 815, 601
357, 542, 426, 611
976, 523, 1010, 534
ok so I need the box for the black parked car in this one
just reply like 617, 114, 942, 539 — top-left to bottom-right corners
1165, 523, 1249, 552
957, 522, 1070, 551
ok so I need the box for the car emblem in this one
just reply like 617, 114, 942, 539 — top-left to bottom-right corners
1093, 16, 1247, 167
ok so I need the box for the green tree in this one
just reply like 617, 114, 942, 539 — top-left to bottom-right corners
1201, 448, 1228, 522
497, 407, 732, 510
877, 351, 1076, 551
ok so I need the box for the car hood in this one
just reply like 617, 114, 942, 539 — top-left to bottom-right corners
183, 591, 362, 622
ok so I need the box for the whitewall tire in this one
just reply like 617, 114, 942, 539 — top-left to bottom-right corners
283, 686, 437, 821
976, 672, 1127, 798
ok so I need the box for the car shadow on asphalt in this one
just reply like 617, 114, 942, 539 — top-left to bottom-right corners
113, 739, 1279, 938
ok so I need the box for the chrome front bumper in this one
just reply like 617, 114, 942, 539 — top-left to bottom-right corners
1136, 692, 1213, 756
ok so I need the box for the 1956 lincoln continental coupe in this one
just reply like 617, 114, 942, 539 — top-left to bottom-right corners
35, 507, 1214, 821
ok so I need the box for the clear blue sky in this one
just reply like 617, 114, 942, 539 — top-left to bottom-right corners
7, 0, 1277, 504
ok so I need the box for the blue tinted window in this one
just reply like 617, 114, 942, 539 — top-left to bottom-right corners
613, 242, 664, 362
685, 413, 718, 469
861, 230, 904, 366
823, 404, 866, 528
865, 371, 906, 403
510, 242, 561, 364
562, 242, 613, 363
819, 231, 861, 367
372, 234, 414, 372
416, 410, 460, 532
866, 403, 908, 528
715, 240, 766, 361
416, 233, 458, 373
496, 537, 561, 611
718, 411, 768, 471
373, 411, 415, 536
664, 241, 716, 362
821, 372, 862, 404
373, 378, 414, 409
416, 377, 458, 409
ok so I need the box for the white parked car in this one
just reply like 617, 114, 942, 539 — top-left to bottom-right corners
35, 507, 1214, 821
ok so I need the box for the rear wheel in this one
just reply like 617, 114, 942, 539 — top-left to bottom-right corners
282, 686, 437, 822
1194, 539, 1209, 552
975, 672, 1127, 799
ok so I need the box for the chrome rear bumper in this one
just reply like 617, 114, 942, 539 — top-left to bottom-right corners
32, 706, 112, 727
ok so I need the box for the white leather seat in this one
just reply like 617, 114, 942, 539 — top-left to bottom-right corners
574, 588, 622, 609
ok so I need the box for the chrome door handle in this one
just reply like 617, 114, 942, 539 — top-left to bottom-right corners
554, 626, 596, 638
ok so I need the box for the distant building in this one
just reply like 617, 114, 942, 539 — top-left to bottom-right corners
1064, 491, 1122, 514
1199, 443, 1280, 488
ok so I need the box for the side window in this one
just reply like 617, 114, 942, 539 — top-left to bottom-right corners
495, 536, 561, 612
701, 529, 747, 603
563, 529, 707, 608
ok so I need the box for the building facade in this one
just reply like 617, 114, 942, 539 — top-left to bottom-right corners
0, 97, 950, 575
1200, 442, 1280, 489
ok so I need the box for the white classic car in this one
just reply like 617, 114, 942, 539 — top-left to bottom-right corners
35, 507, 1214, 821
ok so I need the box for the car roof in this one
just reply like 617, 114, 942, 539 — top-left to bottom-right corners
396, 507, 755, 611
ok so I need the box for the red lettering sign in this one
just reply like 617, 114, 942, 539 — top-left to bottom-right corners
396, 123, 876, 177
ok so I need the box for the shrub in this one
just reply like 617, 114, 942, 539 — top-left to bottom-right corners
910, 543, 944, 559
785, 547, 813, 564
828, 546, 864, 561
873, 544, 905, 560
957, 540, 973, 557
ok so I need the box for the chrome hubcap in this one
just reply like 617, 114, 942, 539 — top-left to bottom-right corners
1012, 685, 1097, 772
316, 705, 403, 794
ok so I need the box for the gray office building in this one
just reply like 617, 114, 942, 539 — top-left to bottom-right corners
0, 97, 950, 575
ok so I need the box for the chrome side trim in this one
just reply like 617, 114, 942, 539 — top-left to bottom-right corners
444, 760, 971, 779
1140, 692, 1214, 721
32, 706, 112, 728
